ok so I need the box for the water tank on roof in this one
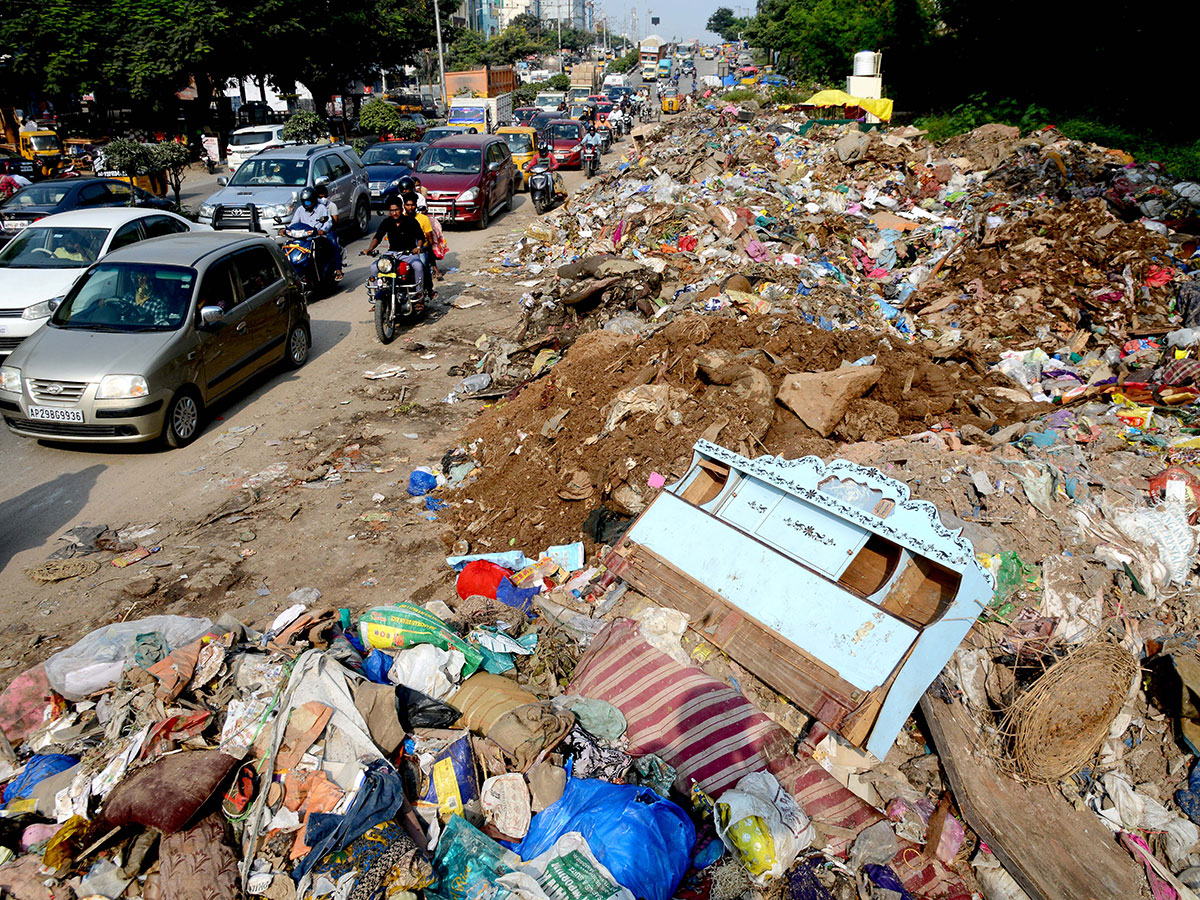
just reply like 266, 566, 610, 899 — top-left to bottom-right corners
853, 51, 880, 77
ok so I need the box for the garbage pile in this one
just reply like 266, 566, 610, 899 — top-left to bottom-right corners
427, 106, 1200, 900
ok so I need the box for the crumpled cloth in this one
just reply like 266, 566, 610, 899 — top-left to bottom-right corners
303, 820, 431, 900
158, 813, 239, 900
487, 703, 574, 772
552, 696, 626, 741
560, 725, 632, 782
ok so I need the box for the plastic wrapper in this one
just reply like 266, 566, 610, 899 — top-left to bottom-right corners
359, 604, 483, 676
714, 771, 814, 885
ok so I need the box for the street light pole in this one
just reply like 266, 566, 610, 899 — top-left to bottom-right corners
432, 0, 448, 112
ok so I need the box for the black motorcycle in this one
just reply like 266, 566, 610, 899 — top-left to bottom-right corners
582, 143, 600, 179
367, 250, 427, 344
527, 163, 565, 215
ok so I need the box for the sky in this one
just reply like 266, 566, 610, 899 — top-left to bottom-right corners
598, 0, 734, 46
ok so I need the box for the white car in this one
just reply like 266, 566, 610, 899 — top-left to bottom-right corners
0, 208, 206, 359
226, 124, 286, 174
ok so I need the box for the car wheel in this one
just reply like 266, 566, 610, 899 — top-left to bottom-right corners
285, 321, 310, 369
163, 387, 203, 449
505, 181, 515, 212
477, 194, 490, 230
354, 197, 370, 235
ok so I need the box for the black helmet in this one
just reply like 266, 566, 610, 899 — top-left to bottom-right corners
538, 141, 551, 155
299, 187, 317, 209
587, 124, 596, 134
397, 175, 416, 194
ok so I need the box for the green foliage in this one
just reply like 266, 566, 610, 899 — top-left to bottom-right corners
359, 98, 404, 135
446, 29, 489, 70
609, 49, 639, 74
103, 138, 151, 179
150, 140, 191, 205
720, 89, 760, 102
912, 94, 1050, 142
707, 6, 747, 41
282, 110, 326, 144
351, 138, 371, 157
547, 74, 570, 91
394, 119, 419, 140
1054, 122, 1200, 182
769, 86, 805, 105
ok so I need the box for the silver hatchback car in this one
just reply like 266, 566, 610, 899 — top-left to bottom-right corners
0, 232, 311, 447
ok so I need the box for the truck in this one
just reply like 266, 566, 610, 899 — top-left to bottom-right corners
568, 62, 602, 102
657, 57, 672, 80
639, 35, 666, 82
446, 94, 513, 133
534, 91, 566, 111
444, 66, 519, 101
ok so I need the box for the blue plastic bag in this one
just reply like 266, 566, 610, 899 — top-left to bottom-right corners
362, 649, 394, 684
408, 470, 438, 497
512, 776, 695, 900
3, 754, 77, 805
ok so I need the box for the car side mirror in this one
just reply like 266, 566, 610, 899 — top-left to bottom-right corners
488, 160, 500, 172
216, 176, 228, 186
200, 306, 225, 326
314, 176, 329, 187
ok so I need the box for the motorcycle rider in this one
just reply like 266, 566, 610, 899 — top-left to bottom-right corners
392, 175, 426, 210
289, 187, 337, 282
360, 194, 426, 308
313, 184, 344, 281
581, 124, 603, 170
523, 140, 564, 198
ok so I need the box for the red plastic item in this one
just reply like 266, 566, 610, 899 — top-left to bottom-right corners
456, 560, 512, 600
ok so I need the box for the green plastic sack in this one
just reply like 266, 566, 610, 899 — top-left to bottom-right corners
429, 814, 520, 900
359, 604, 483, 676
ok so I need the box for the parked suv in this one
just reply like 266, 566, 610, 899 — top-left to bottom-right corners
197, 144, 371, 238
413, 134, 518, 230
225, 124, 286, 173
0, 232, 310, 447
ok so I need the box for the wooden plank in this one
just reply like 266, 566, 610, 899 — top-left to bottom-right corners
919, 693, 1142, 900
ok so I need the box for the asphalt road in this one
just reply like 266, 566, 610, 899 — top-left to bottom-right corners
0, 153, 593, 580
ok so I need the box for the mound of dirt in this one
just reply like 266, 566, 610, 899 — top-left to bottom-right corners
446, 313, 1047, 553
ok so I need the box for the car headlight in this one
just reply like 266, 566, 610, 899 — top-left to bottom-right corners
265, 203, 292, 219
0, 366, 20, 393
457, 187, 478, 203
199, 204, 215, 219
377, 256, 394, 274
22, 297, 62, 320
96, 374, 148, 400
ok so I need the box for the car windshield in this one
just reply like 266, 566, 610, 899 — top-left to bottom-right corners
0, 226, 107, 269
29, 134, 60, 151
501, 132, 534, 154
450, 107, 486, 123
230, 130, 275, 146
361, 144, 421, 166
549, 124, 581, 140
4, 184, 70, 208
514, 109, 537, 124
51, 263, 195, 332
416, 147, 481, 175
424, 129, 460, 143
229, 158, 308, 186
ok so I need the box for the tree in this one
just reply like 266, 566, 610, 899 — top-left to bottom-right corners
102, 139, 151, 203
151, 141, 191, 207
359, 99, 404, 135
447, 29, 489, 70
282, 110, 326, 143
707, 7, 746, 41
547, 74, 569, 91
609, 49, 639, 74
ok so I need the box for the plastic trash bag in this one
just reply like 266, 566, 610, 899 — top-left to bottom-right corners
44, 616, 213, 700
431, 814, 521, 900
3, 754, 76, 805
714, 772, 814, 885
512, 775, 695, 900
395, 686, 460, 731
496, 832, 635, 900
359, 604, 482, 676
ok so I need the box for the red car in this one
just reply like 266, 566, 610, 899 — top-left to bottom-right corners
414, 134, 519, 229
545, 120, 585, 169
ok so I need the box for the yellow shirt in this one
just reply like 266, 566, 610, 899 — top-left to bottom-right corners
414, 212, 433, 242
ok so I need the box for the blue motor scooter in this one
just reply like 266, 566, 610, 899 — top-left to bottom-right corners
280, 220, 339, 302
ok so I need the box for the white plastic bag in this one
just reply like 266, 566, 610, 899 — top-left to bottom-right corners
714, 772, 813, 885
44, 615, 213, 700
387, 643, 465, 701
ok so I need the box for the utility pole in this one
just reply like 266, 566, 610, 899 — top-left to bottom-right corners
432, 0, 448, 112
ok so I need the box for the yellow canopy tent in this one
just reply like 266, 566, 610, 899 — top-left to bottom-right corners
801, 90, 893, 122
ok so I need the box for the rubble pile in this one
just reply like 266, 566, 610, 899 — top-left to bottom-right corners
1, 106, 1200, 900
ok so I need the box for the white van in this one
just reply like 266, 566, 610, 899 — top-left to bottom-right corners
603, 73, 629, 89
225, 124, 286, 174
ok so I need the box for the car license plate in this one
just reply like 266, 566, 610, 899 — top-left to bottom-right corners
428, 205, 448, 215
379, 272, 396, 279
0, 324, 7, 334
28, 406, 84, 423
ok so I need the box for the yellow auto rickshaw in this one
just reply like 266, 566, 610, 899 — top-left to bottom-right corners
496, 126, 539, 191
19, 129, 65, 176
660, 87, 681, 115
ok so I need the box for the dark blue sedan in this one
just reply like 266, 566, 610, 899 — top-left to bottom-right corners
360, 141, 429, 209
0, 178, 172, 244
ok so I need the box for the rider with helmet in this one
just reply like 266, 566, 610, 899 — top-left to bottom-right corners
524, 140, 565, 197
389, 175, 426, 211
289, 187, 337, 280
581, 123, 603, 152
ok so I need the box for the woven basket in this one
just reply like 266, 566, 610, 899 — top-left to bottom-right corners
1004, 641, 1139, 783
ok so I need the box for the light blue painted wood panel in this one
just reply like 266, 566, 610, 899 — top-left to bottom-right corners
717, 476, 785, 532
753, 496, 869, 579
630, 493, 916, 691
